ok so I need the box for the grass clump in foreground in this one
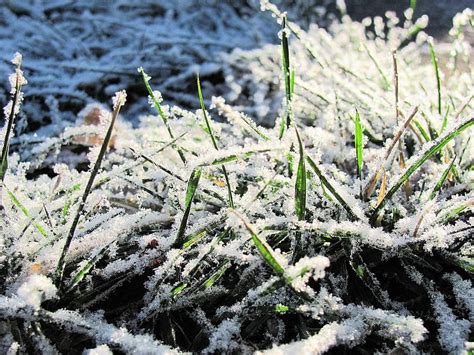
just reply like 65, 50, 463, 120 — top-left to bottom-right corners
0, 2, 473, 354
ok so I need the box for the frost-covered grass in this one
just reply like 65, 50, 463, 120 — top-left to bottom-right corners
0, 2, 473, 354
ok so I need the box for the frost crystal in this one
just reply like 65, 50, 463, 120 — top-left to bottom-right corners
16, 275, 57, 310
112, 90, 127, 110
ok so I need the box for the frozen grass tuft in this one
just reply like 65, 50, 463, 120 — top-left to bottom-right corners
0, 2, 473, 354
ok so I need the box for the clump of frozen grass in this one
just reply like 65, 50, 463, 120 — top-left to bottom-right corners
0, 2, 472, 354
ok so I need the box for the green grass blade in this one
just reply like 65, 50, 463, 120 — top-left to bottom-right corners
197, 74, 234, 208
438, 199, 473, 224
371, 117, 473, 222
428, 39, 442, 115
354, 110, 364, 180
66, 244, 111, 293
429, 155, 456, 200
199, 147, 278, 167
441, 106, 450, 133
413, 119, 431, 142
61, 183, 82, 224
294, 127, 306, 220
202, 260, 231, 289
230, 209, 285, 276
138, 67, 186, 164
410, 0, 417, 10
6, 188, 48, 237
175, 168, 202, 246
306, 155, 358, 220
279, 15, 292, 139
363, 44, 390, 90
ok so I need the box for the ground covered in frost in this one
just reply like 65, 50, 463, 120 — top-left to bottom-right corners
0, 1, 473, 354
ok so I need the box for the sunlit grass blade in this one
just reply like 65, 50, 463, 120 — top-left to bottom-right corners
197, 74, 234, 208
174, 167, 202, 247
413, 119, 431, 142
229, 209, 285, 276
371, 117, 473, 223
65, 243, 111, 293
199, 146, 279, 167
55, 91, 127, 288
201, 260, 231, 290
61, 183, 82, 224
6, 187, 48, 237
354, 109, 363, 182
429, 155, 456, 200
438, 199, 473, 224
441, 106, 450, 133
294, 126, 306, 220
306, 155, 358, 221
428, 39, 442, 115
138, 67, 186, 164
363, 44, 390, 90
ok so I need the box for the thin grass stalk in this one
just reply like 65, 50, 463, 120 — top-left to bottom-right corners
294, 126, 306, 220
279, 15, 292, 139
174, 168, 202, 247
354, 109, 363, 198
363, 106, 418, 200
429, 155, 456, 200
428, 39, 442, 115
0, 59, 24, 183
55, 91, 127, 287
138, 67, 186, 164
306, 155, 358, 220
197, 74, 234, 208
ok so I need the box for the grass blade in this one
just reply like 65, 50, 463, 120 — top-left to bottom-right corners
429, 155, 456, 200
375, 169, 387, 208
65, 243, 111, 293
230, 209, 285, 276
441, 106, 450, 133
55, 91, 127, 287
294, 127, 306, 220
354, 110, 364, 181
197, 74, 234, 208
428, 39, 442, 115
175, 168, 202, 247
363, 106, 418, 200
413, 119, 431, 142
6, 187, 48, 237
279, 15, 292, 140
363, 44, 390, 90
371, 117, 473, 222
199, 146, 278, 167
1, 55, 25, 183
306, 155, 358, 221
138, 67, 186, 164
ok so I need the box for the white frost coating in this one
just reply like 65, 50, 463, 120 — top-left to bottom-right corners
83, 344, 113, 355
16, 275, 57, 310
429, 290, 470, 353
287, 256, 330, 296
444, 273, 474, 323
203, 318, 241, 354
257, 319, 367, 355
112, 90, 127, 110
